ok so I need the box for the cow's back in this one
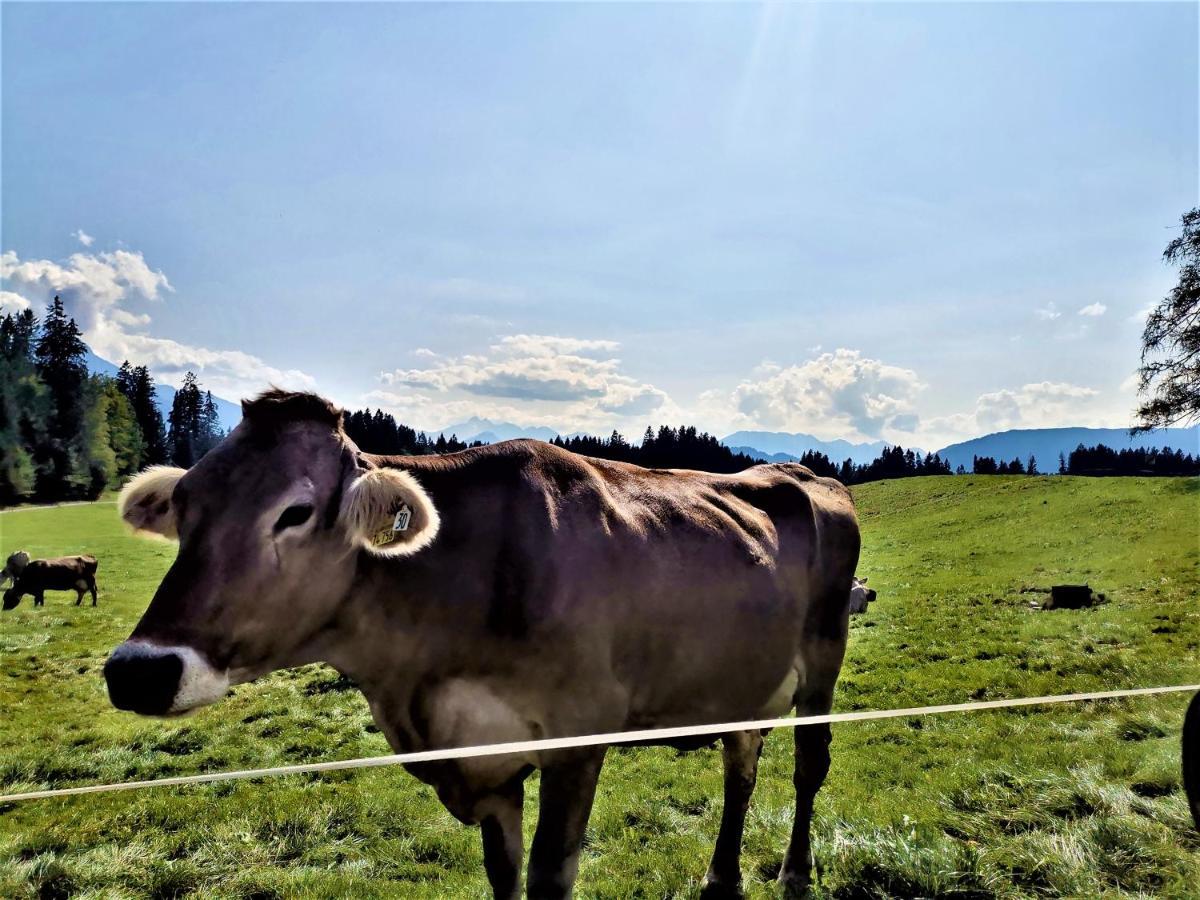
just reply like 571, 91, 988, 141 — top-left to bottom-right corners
24, 556, 98, 590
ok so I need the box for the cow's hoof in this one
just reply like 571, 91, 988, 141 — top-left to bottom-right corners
699, 876, 745, 899
777, 873, 813, 899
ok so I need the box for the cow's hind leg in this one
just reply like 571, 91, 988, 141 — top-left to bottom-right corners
779, 720, 831, 898
700, 729, 765, 899
778, 646, 843, 899
89, 578, 98, 606
479, 782, 524, 900
527, 749, 606, 899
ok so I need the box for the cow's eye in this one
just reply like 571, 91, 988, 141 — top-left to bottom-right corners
274, 504, 314, 533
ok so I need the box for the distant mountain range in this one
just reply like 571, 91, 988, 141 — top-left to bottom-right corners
434, 416, 560, 444
84, 348, 1200, 468
85, 350, 243, 432
721, 430, 891, 465
932, 426, 1199, 472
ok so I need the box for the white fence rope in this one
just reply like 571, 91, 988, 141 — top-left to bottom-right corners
2, 683, 1196, 804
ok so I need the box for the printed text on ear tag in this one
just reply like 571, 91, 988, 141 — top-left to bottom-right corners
393, 504, 412, 532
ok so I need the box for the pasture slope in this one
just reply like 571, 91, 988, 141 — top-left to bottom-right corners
0, 475, 1197, 899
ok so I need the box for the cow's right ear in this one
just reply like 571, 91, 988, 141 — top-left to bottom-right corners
118, 466, 186, 539
340, 467, 440, 557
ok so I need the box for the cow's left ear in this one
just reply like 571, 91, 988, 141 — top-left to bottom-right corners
340, 467, 440, 557
118, 466, 187, 539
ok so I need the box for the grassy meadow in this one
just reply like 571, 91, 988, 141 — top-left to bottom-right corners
0, 475, 1197, 898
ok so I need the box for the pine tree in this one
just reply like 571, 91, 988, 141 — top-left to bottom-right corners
168, 371, 204, 466
197, 390, 223, 457
33, 296, 89, 498
0, 310, 50, 502
1136, 207, 1200, 430
117, 361, 168, 466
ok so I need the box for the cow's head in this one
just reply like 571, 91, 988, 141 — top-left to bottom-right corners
1, 550, 29, 592
848, 576, 877, 615
103, 390, 440, 716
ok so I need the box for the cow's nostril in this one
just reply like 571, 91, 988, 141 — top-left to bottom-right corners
104, 649, 184, 715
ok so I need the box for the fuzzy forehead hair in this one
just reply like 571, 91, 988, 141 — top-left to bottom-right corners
241, 389, 344, 432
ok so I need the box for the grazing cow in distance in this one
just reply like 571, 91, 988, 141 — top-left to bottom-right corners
2, 551, 99, 610
103, 389, 862, 899
848, 576, 876, 614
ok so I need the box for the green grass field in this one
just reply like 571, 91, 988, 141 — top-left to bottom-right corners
1, 475, 1197, 899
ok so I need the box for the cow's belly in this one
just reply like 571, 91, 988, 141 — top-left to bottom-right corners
606, 573, 804, 726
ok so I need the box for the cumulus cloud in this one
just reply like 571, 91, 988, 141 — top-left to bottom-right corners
1034, 302, 1062, 321
0, 291, 31, 313
708, 349, 924, 440
1077, 302, 1107, 317
0, 248, 314, 400
924, 381, 1106, 443
71, 229, 95, 247
375, 334, 668, 432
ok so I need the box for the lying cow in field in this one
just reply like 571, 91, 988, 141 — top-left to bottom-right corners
2, 550, 99, 610
104, 389, 862, 899
848, 576, 876, 614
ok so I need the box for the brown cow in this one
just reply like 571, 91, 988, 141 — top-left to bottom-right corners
103, 390, 861, 899
2, 551, 99, 609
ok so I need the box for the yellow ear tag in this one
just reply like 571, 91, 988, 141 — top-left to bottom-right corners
370, 504, 412, 548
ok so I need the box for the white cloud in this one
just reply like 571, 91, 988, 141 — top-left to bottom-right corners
1128, 302, 1156, 324
0, 248, 314, 399
0, 291, 31, 313
1035, 302, 1062, 321
71, 229, 95, 247
375, 333, 669, 432
1077, 302, 1107, 317
922, 381, 1115, 446
705, 349, 925, 440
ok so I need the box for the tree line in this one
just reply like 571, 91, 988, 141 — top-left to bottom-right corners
1, 298, 224, 504
6, 295, 1193, 506
346, 417, 1197, 482
342, 408, 478, 456
1062, 444, 1198, 476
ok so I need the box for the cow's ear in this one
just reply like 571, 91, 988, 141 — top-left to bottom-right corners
340, 467, 440, 557
118, 466, 186, 539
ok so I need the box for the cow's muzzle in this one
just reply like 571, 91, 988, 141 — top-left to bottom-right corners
104, 641, 229, 716
2, 590, 19, 611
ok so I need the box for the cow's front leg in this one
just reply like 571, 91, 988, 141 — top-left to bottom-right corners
479, 782, 525, 900
527, 748, 606, 899
33, 591, 44, 607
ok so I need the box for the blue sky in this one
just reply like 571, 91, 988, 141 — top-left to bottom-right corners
3, 2, 1196, 448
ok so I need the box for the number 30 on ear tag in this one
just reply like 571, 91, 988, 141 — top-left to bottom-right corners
392, 504, 412, 533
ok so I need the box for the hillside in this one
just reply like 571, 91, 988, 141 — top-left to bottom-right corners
934, 425, 1199, 472
0, 476, 1196, 897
